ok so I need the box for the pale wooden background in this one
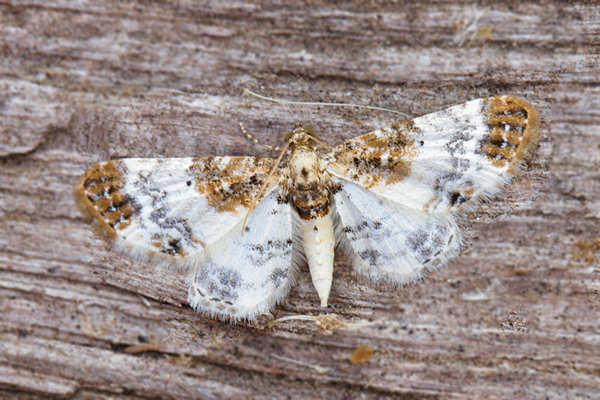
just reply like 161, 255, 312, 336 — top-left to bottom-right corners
1, 1, 599, 399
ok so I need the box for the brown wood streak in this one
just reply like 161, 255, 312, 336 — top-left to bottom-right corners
0, 1, 599, 399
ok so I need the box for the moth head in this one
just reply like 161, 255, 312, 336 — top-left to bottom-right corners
285, 123, 317, 149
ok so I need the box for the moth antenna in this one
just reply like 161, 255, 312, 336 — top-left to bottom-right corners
241, 139, 291, 233
243, 88, 408, 117
238, 122, 281, 152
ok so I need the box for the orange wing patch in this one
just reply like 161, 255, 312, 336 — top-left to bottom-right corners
75, 161, 138, 238
330, 120, 419, 188
189, 157, 275, 213
483, 96, 540, 173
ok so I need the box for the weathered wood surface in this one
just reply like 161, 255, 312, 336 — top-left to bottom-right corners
1, 1, 599, 399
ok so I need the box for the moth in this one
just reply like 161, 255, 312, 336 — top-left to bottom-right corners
75, 95, 539, 321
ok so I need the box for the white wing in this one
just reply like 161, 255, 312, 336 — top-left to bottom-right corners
333, 178, 460, 284
187, 190, 298, 321
75, 156, 275, 272
326, 96, 539, 213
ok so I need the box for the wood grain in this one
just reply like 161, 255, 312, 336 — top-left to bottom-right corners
1, 1, 599, 399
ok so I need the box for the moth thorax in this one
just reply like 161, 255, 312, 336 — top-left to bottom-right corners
289, 149, 331, 220
289, 149, 320, 185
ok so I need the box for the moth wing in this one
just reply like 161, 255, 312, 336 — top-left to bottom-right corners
333, 178, 460, 285
187, 189, 299, 321
75, 156, 276, 272
326, 96, 539, 213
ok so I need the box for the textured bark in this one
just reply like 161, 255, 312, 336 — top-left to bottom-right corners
1, 1, 599, 399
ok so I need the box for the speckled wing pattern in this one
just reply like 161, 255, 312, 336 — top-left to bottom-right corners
75, 156, 299, 320
327, 95, 539, 284
187, 190, 298, 320
75, 95, 538, 320
333, 179, 459, 284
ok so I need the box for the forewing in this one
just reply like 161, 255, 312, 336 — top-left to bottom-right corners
326, 96, 539, 213
334, 178, 460, 285
74, 156, 275, 271
187, 190, 298, 321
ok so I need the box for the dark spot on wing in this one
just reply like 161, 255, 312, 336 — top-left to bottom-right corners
445, 129, 473, 158
161, 238, 182, 256
359, 249, 381, 267
449, 192, 465, 206
269, 268, 288, 288
356, 221, 369, 232
218, 269, 241, 289
406, 223, 452, 263
201, 267, 242, 302
247, 239, 293, 267
329, 182, 343, 195
277, 194, 289, 204
342, 220, 384, 241
150, 207, 167, 221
